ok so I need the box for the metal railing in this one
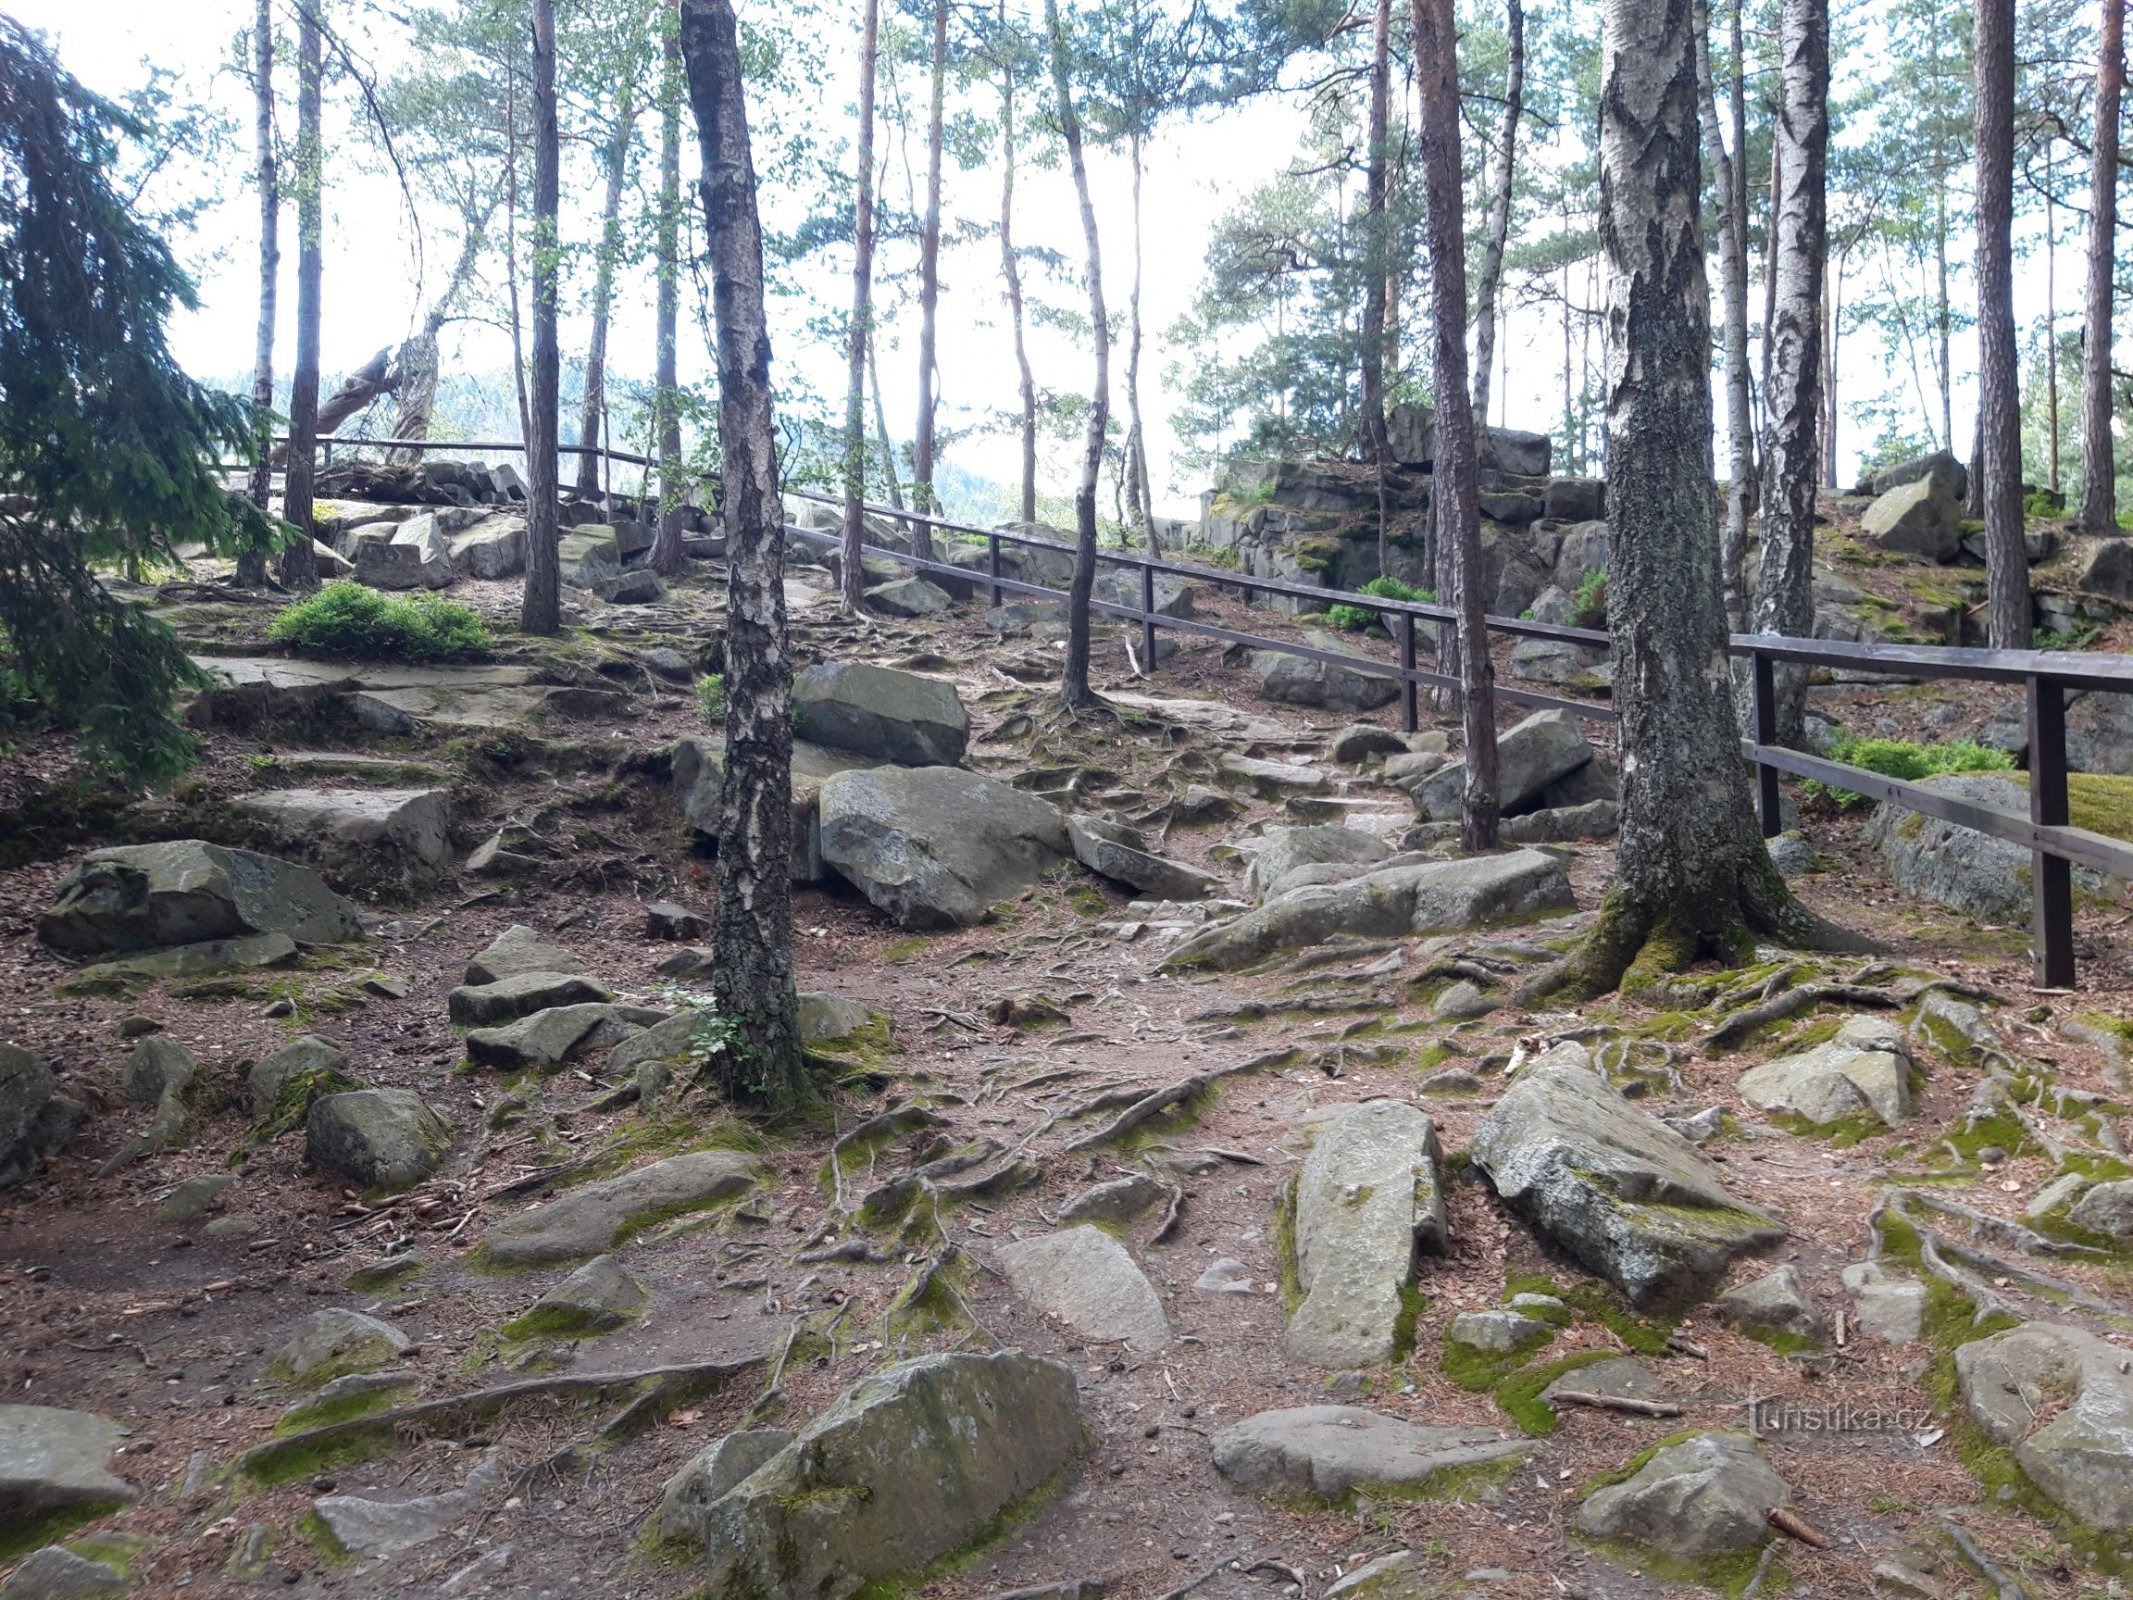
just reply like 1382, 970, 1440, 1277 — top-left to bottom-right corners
272, 433, 2133, 988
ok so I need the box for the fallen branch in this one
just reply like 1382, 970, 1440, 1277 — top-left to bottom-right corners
1548, 1390, 1685, 1418
1937, 1514, 2033, 1600
1063, 1049, 1298, 1153
1152, 1182, 1186, 1244
1767, 1506, 1829, 1548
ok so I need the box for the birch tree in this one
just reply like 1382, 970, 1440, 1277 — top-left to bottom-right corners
2078, 0, 2123, 534
1974, 0, 2028, 646
840, 0, 882, 612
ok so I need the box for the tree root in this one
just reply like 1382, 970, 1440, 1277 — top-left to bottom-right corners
1892, 1188, 2106, 1261
1937, 1515, 2034, 1600
1062, 1048, 1297, 1153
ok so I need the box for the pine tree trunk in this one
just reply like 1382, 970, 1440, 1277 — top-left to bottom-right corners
649, 0, 687, 577
910, 0, 945, 557
998, 41, 1037, 526
1695, 0, 1754, 627
1753, 0, 1828, 748
1412, 0, 1499, 852
1470, 0, 1522, 430
678, 0, 804, 1108
1047, 0, 1107, 711
841, 0, 881, 613
521, 0, 563, 636
1974, 0, 2029, 647
2079, 0, 2124, 533
1550, 0, 1844, 998
1359, 0, 1391, 570
241, 0, 277, 587
278, 4, 322, 591
1126, 131, 1157, 549
868, 329, 905, 512
575, 81, 638, 500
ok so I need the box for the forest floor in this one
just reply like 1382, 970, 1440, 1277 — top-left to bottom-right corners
2, 505, 2131, 1600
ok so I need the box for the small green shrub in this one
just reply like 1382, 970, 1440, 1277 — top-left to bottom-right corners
2023, 490, 2063, 518
268, 583, 492, 662
1571, 570, 1608, 628
1328, 574, 1435, 633
1803, 734, 2014, 810
696, 673, 727, 722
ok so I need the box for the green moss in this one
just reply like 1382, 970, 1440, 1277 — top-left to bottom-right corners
844, 1460, 1081, 1599
1554, 1281, 1677, 1354
275, 1382, 414, 1434
295, 1508, 353, 1566
0, 1502, 130, 1564
1494, 1349, 1618, 1436
1576, 1532, 1781, 1598
1439, 1320, 1555, 1392
63, 1532, 152, 1579
1273, 1176, 1304, 1317
500, 1301, 634, 1342
882, 937, 929, 965
1390, 1282, 1428, 1362
345, 1256, 423, 1293
1762, 1107, 1890, 1149
241, 1420, 402, 1487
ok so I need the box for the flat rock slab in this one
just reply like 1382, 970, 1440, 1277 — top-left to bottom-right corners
1737, 1015, 1915, 1130
1470, 1047, 1784, 1306
483, 1150, 762, 1265
1954, 1321, 2133, 1532
273, 1309, 410, 1386
74, 931, 299, 983
1163, 850, 1573, 972
236, 787, 451, 872
39, 841, 362, 957
791, 661, 970, 766
818, 766, 1071, 930
1577, 1432, 1788, 1560
464, 925, 585, 985
464, 1004, 642, 1071
1285, 1100, 1445, 1369
1247, 825, 1392, 901
996, 1226, 1169, 1351
1066, 817, 1221, 901
314, 1453, 502, 1559
659, 1351, 1082, 1596
1211, 1406, 1531, 1503
0, 1546, 128, 1599
1540, 1356, 1671, 1407
0, 1406, 136, 1525
1414, 709, 1594, 822
448, 971, 615, 1028
1251, 630, 1399, 713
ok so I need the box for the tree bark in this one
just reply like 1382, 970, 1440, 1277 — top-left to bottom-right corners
1752, 0, 1828, 749
998, 29, 1037, 526
868, 327, 905, 512
241, 0, 277, 588
521, 0, 562, 636
388, 224, 488, 464
1125, 129, 1157, 549
649, 0, 687, 577
1695, 0, 1754, 627
1048, 0, 1107, 711
278, 2, 322, 591
910, 0, 946, 557
575, 79, 639, 501
1412, 0, 1499, 851
1974, 0, 2028, 647
841, 0, 881, 613
1471, 0, 1523, 431
1359, 0, 1392, 571
1553, 0, 1842, 998
679, 0, 805, 1108
2079, 0, 2124, 533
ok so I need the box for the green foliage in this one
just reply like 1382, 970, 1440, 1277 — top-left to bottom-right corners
697, 673, 727, 722
2034, 621, 2102, 651
1327, 574, 1435, 632
1803, 734, 2014, 810
0, 21, 283, 783
268, 583, 492, 662
2023, 490, 2063, 518
1570, 570, 1608, 628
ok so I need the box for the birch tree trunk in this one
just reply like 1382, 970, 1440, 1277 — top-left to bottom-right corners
1470, 0, 1523, 430
240, 0, 276, 587
910, 0, 945, 558
575, 80, 638, 500
1548, 0, 1844, 998
2078, 0, 2124, 534
841, 0, 881, 613
868, 329, 905, 512
649, 0, 686, 577
998, 41, 1038, 527
1974, 0, 2029, 647
1694, 0, 1754, 627
1752, 0, 1828, 748
679, 0, 804, 1107
1047, 0, 1107, 711
1411, 0, 1499, 852
277, 2, 322, 591
520, 0, 563, 636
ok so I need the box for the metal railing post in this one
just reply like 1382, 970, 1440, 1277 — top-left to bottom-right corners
1398, 613, 1419, 734
1751, 650, 1783, 837
2029, 673, 2075, 987
986, 532, 1002, 609
1139, 561, 1158, 673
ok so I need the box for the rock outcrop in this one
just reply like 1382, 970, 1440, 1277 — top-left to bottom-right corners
792, 661, 970, 766
39, 842, 363, 957
819, 766, 1071, 929
1954, 1321, 2133, 1532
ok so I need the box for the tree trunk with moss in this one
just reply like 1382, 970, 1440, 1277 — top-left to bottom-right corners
679, 0, 805, 1108
1553, 0, 1847, 998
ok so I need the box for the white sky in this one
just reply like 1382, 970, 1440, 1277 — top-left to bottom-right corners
17, 0, 2061, 519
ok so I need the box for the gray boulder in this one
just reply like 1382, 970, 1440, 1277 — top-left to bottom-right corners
1057, 1173, 1168, 1225
657, 1429, 793, 1535
447, 971, 614, 1028
464, 1004, 642, 1071
447, 515, 526, 580
995, 1226, 1169, 1351
657, 1351, 1082, 1595
1210, 1407, 1531, 1504
1840, 1261, 1927, 1343
1162, 849, 1573, 972
0, 1546, 128, 1599
1861, 475, 1960, 561
483, 1149, 761, 1265
1328, 724, 1413, 764
1576, 1432, 1788, 1559
1, 1044, 83, 1189
2069, 1179, 2133, 1239
513, 1254, 649, 1334
1954, 1321, 2133, 1532
792, 661, 970, 766
39, 841, 362, 956
247, 1035, 351, 1121
307, 1089, 451, 1191
272, 1308, 410, 1386
313, 1452, 502, 1559
1866, 774, 2097, 923
1247, 825, 1392, 901
556, 527, 621, 585
1065, 816, 1220, 900
1552, 521, 1612, 590
0, 1407, 136, 1529
1867, 448, 1969, 503
1546, 477, 1605, 521
819, 766, 1071, 930
1713, 1264, 1825, 1343
123, 1035, 193, 1103
1470, 1047, 1784, 1305
1737, 1015, 1915, 1131
1251, 630, 1399, 712
1448, 1309, 1554, 1353
354, 513, 453, 589
864, 576, 954, 617
1285, 1100, 1445, 1368
235, 786, 451, 875
465, 925, 585, 984
2078, 539, 2133, 601
1214, 752, 1329, 798
1414, 709, 1593, 821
